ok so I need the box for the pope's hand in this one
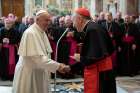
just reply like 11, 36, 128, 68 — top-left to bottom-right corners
58, 63, 71, 73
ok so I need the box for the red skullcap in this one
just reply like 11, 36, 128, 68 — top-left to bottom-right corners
75, 8, 90, 17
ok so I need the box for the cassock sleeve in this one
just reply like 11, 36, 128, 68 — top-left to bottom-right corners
41, 56, 60, 73
23, 56, 60, 73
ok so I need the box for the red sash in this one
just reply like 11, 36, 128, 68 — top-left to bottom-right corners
2, 44, 16, 75
84, 56, 112, 93
67, 37, 77, 65
122, 36, 134, 44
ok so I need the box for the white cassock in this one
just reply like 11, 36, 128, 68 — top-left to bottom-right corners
12, 23, 60, 93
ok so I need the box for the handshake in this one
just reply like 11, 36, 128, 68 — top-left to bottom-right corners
57, 63, 71, 74
57, 53, 81, 74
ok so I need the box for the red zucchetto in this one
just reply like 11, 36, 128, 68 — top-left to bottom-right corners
75, 8, 90, 17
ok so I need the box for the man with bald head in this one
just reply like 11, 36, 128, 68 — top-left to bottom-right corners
12, 10, 70, 93
98, 11, 106, 24
114, 12, 124, 25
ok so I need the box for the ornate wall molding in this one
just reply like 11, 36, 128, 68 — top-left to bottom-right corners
25, 0, 45, 16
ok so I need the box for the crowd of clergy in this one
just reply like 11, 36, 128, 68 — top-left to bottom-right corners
0, 11, 140, 81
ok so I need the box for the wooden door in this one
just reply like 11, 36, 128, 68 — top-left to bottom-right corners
1, 0, 24, 20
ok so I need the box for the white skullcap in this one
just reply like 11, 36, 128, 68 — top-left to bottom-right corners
36, 10, 48, 16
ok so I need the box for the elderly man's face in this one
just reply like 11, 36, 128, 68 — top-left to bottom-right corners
38, 14, 51, 31
105, 13, 113, 21
116, 13, 122, 19
59, 20, 64, 27
124, 16, 130, 23
100, 12, 105, 20
65, 19, 72, 27
72, 14, 82, 32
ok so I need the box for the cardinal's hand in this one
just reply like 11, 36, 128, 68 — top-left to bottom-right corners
70, 53, 80, 62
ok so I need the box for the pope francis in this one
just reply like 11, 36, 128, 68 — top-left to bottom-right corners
12, 10, 70, 93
